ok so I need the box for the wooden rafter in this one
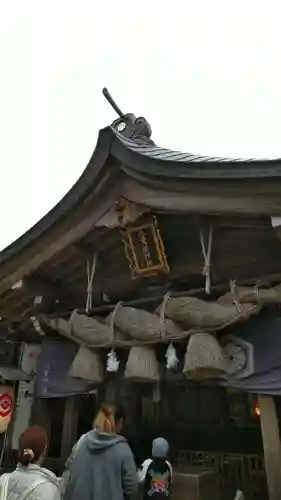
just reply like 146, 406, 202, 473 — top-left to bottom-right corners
0, 183, 121, 297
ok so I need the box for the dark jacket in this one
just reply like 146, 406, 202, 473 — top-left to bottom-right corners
62, 429, 138, 500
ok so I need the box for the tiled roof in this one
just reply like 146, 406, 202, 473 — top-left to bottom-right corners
111, 127, 281, 179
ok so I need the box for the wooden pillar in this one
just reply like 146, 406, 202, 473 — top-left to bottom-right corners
105, 380, 117, 404
104, 375, 120, 406
258, 395, 281, 500
60, 397, 78, 463
30, 398, 51, 436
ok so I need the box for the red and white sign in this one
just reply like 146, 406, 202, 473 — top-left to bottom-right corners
0, 393, 12, 418
0, 385, 13, 434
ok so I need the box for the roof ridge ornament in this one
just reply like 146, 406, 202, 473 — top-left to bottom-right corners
102, 87, 125, 118
102, 87, 154, 144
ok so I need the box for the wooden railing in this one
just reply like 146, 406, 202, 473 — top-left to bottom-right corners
172, 449, 267, 500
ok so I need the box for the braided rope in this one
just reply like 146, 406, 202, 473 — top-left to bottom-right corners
199, 224, 213, 294
159, 293, 170, 340
86, 254, 97, 314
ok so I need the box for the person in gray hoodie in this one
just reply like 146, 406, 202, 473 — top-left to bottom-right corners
62, 403, 138, 500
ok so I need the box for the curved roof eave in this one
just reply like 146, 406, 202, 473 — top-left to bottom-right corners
2, 114, 281, 270
0, 126, 114, 267
111, 128, 281, 180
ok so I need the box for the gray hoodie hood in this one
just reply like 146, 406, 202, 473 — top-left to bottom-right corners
84, 429, 126, 454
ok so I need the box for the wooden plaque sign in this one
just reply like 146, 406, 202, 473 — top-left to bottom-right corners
122, 216, 170, 279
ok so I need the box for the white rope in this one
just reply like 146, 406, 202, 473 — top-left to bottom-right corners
86, 254, 97, 314
30, 316, 45, 336
254, 281, 261, 303
107, 301, 122, 372
230, 280, 242, 312
159, 293, 170, 340
199, 224, 213, 294
110, 301, 122, 344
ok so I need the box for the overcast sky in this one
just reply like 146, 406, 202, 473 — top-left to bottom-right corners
0, 0, 280, 250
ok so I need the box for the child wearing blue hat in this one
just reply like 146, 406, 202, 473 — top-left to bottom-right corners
138, 438, 172, 500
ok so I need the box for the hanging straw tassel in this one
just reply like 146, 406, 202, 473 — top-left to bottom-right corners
69, 347, 104, 382
106, 302, 121, 372
199, 224, 213, 294
123, 294, 164, 384
183, 332, 227, 380
86, 254, 97, 314
125, 346, 160, 383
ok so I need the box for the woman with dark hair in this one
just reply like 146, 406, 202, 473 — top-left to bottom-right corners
62, 403, 138, 500
0, 426, 60, 500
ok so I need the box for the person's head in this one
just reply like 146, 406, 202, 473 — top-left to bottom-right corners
93, 403, 126, 434
18, 426, 48, 466
152, 437, 169, 459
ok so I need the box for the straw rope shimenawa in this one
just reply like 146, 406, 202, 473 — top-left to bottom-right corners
41, 280, 281, 350
105, 300, 181, 342
42, 305, 258, 348
42, 282, 276, 381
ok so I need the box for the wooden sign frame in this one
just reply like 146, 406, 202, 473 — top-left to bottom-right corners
122, 216, 170, 279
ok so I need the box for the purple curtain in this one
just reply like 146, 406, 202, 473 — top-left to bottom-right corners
35, 341, 95, 398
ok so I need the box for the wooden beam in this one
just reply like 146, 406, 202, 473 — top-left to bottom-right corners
0, 184, 121, 297
30, 398, 51, 436
29, 279, 74, 303
123, 178, 281, 215
105, 378, 119, 405
4, 268, 281, 324
24, 275, 79, 311
24, 276, 61, 297
36, 270, 281, 318
258, 395, 281, 500
72, 244, 94, 261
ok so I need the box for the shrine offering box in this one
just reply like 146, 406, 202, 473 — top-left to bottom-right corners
173, 466, 219, 500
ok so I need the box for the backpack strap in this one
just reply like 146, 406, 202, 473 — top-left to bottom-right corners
0, 474, 10, 500
1, 474, 51, 500
18, 478, 48, 500
138, 459, 152, 483
165, 460, 173, 480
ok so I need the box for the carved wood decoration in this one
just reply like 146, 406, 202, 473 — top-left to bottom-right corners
122, 216, 170, 279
